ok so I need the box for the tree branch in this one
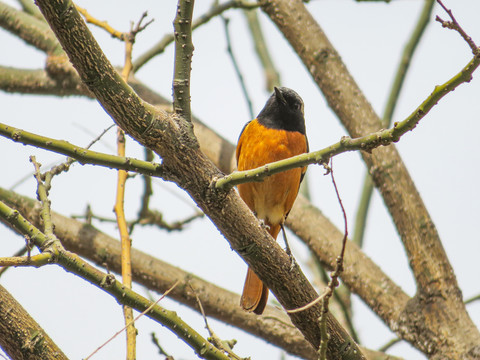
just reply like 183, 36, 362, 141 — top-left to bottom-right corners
0, 2, 62, 54
217, 44, 480, 190
0, 186, 402, 360
0, 198, 231, 360
132, 0, 258, 72
0, 283, 68, 360
0, 186, 317, 360
172, 0, 195, 123
33, 1, 364, 358
352, 0, 436, 247
261, 0, 480, 356
0, 122, 166, 178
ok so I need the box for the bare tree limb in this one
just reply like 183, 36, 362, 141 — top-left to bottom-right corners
0, 198, 231, 360
352, 0, 436, 247
33, 1, 364, 358
0, 186, 402, 360
260, 0, 480, 356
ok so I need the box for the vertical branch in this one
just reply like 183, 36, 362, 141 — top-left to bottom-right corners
172, 0, 195, 122
352, 0, 435, 247
113, 128, 137, 360
114, 14, 152, 358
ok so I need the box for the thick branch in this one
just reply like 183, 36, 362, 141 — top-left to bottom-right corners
0, 198, 230, 360
261, 0, 480, 356
0, 283, 68, 360
353, 0, 436, 247
0, 2, 62, 54
34, 1, 363, 358
172, 0, 195, 122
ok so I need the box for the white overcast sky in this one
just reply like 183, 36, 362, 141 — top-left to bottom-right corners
1, 1, 480, 359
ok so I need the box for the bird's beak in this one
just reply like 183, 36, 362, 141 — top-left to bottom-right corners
274, 87, 287, 106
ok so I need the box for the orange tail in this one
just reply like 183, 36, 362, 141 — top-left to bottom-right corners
240, 267, 269, 314
240, 223, 281, 315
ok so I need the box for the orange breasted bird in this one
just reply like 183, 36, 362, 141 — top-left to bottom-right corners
236, 87, 308, 315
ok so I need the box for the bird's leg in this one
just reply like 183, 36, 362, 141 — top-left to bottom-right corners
258, 218, 270, 231
280, 223, 296, 271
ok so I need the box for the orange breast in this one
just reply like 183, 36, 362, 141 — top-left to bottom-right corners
236, 120, 307, 237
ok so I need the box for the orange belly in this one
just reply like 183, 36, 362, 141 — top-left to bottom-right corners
236, 120, 307, 235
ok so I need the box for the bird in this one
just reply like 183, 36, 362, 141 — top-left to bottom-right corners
236, 87, 308, 315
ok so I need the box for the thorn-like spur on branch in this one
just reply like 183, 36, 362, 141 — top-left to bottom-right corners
435, 0, 479, 55
215, 47, 480, 190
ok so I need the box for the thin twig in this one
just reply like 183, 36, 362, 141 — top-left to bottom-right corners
242, 9, 280, 91
75, 4, 124, 40
115, 11, 155, 357
0, 253, 51, 268
435, 0, 479, 55
0, 123, 165, 178
465, 293, 480, 305
132, 0, 258, 72
378, 337, 402, 353
84, 280, 180, 360
30, 156, 59, 248
190, 284, 244, 360
222, 16, 254, 119
150, 332, 172, 358
0, 246, 28, 277
286, 290, 328, 314
114, 127, 137, 359
318, 160, 348, 359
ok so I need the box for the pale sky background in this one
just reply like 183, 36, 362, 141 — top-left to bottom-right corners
1, 0, 480, 359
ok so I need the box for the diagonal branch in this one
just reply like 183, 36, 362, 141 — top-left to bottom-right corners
0, 198, 231, 360
33, 1, 364, 358
261, 0, 480, 356
0, 122, 166, 178
352, 0, 436, 247
0, 186, 403, 360
216, 44, 480, 190
0, 2, 62, 54
0, 283, 68, 360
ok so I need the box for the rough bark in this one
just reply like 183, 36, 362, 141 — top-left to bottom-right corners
33, 1, 364, 358
1, 1, 479, 359
0, 284, 69, 360
260, 0, 480, 357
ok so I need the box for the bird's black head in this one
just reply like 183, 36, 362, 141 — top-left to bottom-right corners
257, 87, 306, 135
